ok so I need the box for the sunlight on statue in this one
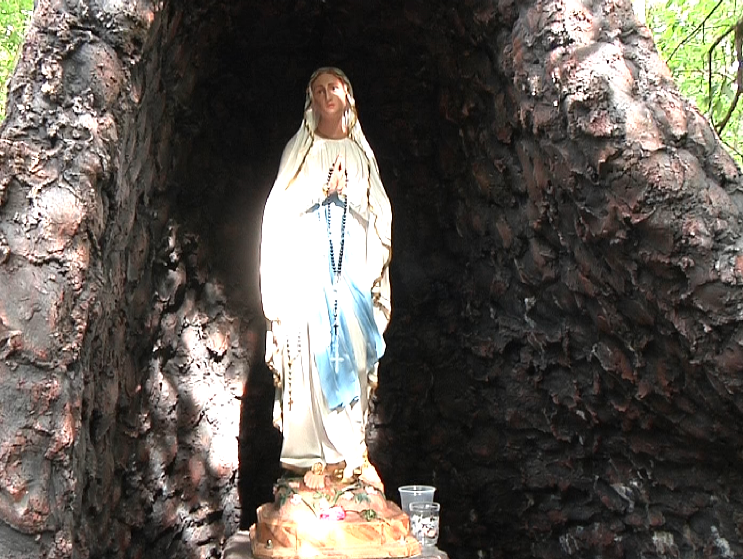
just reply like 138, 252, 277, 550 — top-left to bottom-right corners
260, 67, 392, 491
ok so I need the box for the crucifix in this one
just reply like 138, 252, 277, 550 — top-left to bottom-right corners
330, 307, 343, 373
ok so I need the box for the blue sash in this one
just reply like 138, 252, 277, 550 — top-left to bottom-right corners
307, 199, 385, 410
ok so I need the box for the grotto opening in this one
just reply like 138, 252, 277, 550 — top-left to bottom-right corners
2, 1, 743, 559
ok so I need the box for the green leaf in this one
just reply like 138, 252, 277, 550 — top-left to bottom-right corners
0, 0, 35, 122
647, 0, 743, 166
354, 492, 371, 503
359, 509, 378, 521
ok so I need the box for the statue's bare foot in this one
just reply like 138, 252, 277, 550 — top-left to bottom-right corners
358, 461, 384, 492
304, 463, 326, 490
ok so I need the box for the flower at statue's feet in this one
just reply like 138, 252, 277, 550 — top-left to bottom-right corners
319, 506, 346, 521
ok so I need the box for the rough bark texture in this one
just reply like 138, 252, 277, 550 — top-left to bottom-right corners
1, 0, 743, 558
0, 2, 249, 558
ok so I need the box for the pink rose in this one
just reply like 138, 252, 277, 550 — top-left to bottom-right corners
319, 506, 346, 521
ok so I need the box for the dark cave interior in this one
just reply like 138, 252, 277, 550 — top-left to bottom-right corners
164, 1, 450, 316
148, 0, 465, 540
140, 3, 743, 557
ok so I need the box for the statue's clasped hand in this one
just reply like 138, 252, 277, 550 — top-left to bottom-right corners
324, 154, 347, 198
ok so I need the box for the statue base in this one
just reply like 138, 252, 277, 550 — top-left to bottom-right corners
223, 532, 449, 559
247, 476, 421, 559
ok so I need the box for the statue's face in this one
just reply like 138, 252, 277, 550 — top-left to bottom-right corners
311, 72, 348, 123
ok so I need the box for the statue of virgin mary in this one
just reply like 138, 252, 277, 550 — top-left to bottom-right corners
260, 67, 392, 489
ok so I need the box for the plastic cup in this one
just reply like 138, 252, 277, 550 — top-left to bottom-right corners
398, 484, 436, 515
409, 501, 441, 547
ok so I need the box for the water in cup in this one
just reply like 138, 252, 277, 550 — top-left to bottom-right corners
409, 501, 440, 547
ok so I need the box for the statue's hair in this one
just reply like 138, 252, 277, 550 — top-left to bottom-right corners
304, 66, 358, 135
275, 67, 382, 195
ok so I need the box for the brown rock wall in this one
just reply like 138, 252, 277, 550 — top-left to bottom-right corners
1, 1, 249, 557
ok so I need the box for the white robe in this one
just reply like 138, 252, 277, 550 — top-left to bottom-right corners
260, 133, 391, 472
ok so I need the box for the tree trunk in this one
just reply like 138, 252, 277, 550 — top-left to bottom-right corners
1, 1, 742, 558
